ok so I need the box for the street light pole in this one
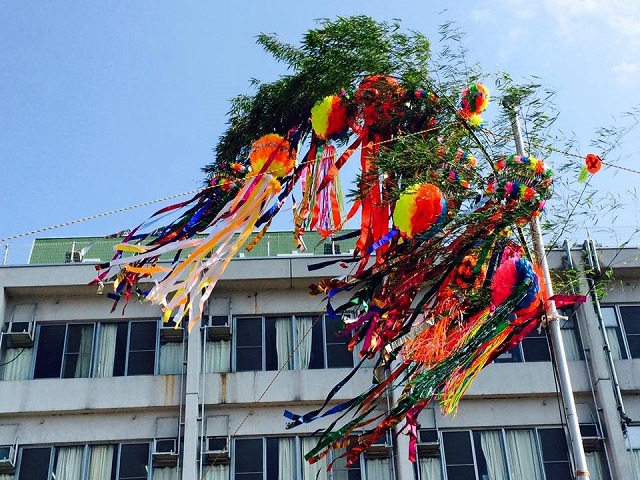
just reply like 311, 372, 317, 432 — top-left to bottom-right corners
508, 106, 590, 479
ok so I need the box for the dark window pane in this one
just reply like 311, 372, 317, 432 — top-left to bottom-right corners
543, 462, 572, 480
266, 438, 279, 480
128, 351, 155, 375
34, 324, 65, 378
326, 344, 353, 368
627, 335, 640, 358
62, 324, 94, 378
539, 428, 569, 462
130, 321, 157, 350
236, 318, 263, 347
620, 306, 640, 334
472, 432, 488, 478
442, 431, 473, 465
236, 346, 262, 371
308, 318, 325, 369
113, 323, 129, 377
235, 438, 263, 474
119, 443, 149, 478
494, 344, 522, 363
235, 475, 262, 480
265, 318, 278, 371
522, 337, 551, 362
445, 465, 476, 480
19, 447, 52, 480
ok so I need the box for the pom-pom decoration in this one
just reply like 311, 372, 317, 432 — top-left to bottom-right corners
460, 83, 490, 115
353, 75, 406, 130
249, 133, 296, 178
311, 96, 349, 140
393, 184, 446, 238
585, 153, 602, 174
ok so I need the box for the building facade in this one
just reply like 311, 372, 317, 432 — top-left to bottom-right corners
0, 237, 639, 479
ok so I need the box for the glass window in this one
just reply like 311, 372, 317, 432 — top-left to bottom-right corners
112, 321, 157, 376
118, 443, 150, 480
440, 427, 573, 480
18, 447, 52, 480
234, 314, 353, 372
601, 305, 640, 360
34, 324, 95, 379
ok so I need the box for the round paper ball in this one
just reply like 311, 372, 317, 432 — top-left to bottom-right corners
461, 83, 490, 115
311, 96, 349, 140
249, 134, 296, 177
393, 184, 446, 238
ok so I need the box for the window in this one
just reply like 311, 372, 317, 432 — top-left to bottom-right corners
495, 311, 582, 363
233, 314, 354, 372
16, 443, 150, 480
33, 323, 95, 378
628, 426, 640, 480
234, 437, 365, 480
441, 427, 571, 480
601, 305, 640, 360
23, 320, 158, 380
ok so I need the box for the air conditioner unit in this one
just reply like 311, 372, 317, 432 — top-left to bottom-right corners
5, 319, 35, 348
152, 438, 179, 467
160, 319, 185, 343
364, 432, 392, 458
65, 251, 83, 263
0, 445, 17, 474
580, 423, 603, 451
203, 436, 230, 465
206, 315, 232, 341
417, 428, 440, 458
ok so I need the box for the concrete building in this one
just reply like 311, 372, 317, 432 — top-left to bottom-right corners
0, 234, 639, 479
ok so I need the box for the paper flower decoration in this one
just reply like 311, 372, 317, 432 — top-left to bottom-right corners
585, 153, 602, 174
311, 96, 349, 140
353, 75, 406, 129
393, 183, 446, 238
249, 134, 296, 177
460, 83, 490, 115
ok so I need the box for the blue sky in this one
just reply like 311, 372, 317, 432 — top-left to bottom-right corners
2, 1, 639, 263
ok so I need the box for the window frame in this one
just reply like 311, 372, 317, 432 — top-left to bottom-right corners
601, 304, 640, 360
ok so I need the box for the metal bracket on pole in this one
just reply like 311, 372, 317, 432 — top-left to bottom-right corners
507, 104, 590, 479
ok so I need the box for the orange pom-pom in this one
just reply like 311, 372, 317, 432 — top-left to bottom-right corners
393, 184, 445, 238
249, 134, 296, 177
585, 153, 602, 174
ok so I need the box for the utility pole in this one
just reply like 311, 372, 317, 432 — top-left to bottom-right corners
508, 106, 590, 479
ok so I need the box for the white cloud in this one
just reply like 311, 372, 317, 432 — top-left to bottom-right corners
612, 62, 640, 87
470, 9, 491, 22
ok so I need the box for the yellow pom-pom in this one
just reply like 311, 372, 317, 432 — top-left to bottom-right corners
393, 184, 445, 238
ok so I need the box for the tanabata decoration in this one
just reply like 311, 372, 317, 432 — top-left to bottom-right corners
92, 16, 565, 467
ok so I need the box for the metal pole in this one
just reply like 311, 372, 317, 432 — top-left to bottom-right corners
2, 244, 8, 265
508, 106, 590, 479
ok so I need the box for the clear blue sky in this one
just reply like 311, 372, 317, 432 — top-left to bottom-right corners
2, 1, 639, 263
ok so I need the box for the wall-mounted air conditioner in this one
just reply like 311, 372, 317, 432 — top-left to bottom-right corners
580, 423, 603, 451
152, 438, 179, 467
364, 431, 392, 458
0, 445, 17, 474
160, 318, 185, 343
417, 428, 440, 457
205, 298, 232, 341
5, 304, 36, 347
203, 436, 230, 465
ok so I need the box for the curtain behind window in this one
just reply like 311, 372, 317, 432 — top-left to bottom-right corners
159, 343, 184, 374
202, 464, 229, 480
55, 446, 84, 480
366, 458, 392, 479
585, 451, 606, 480
480, 430, 508, 480
560, 328, 581, 361
88, 444, 113, 480
204, 341, 231, 373
74, 325, 94, 378
505, 430, 543, 480
153, 466, 179, 479
418, 456, 442, 480
296, 316, 313, 369
275, 317, 293, 370
630, 449, 640, 480
0, 474, 14, 480
302, 437, 328, 480
0, 347, 32, 380
96, 324, 117, 377
278, 438, 296, 480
